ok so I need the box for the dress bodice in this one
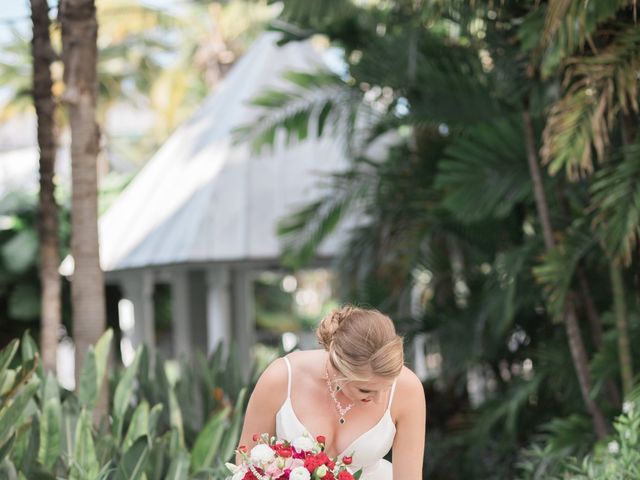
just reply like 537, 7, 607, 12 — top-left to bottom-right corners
275, 356, 396, 479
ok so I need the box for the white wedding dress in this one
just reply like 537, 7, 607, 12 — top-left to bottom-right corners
276, 357, 396, 479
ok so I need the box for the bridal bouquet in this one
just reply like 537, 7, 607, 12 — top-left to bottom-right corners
225, 433, 361, 480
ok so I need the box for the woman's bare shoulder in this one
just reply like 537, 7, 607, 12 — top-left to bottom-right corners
394, 366, 426, 412
251, 356, 290, 407
257, 356, 289, 388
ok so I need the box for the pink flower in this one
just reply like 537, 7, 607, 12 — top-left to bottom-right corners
265, 462, 284, 478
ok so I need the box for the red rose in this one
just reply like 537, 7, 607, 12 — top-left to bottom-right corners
316, 452, 329, 465
342, 456, 352, 465
324, 473, 335, 480
327, 460, 336, 469
252, 433, 260, 442
276, 445, 293, 458
304, 455, 322, 472
238, 445, 247, 453
316, 435, 326, 444
337, 471, 354, 480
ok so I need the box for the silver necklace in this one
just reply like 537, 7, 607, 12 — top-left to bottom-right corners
325, 366, 354, 424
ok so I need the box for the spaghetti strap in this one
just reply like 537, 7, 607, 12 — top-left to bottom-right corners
387, 378, 398, 411
283, 356, 292, 398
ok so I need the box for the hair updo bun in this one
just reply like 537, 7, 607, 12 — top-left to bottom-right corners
315, 305, 404, 381
316, 305, 354, 350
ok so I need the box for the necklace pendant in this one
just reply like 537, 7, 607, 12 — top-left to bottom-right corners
339, 417, 345, 424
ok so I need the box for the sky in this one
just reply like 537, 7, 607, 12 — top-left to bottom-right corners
0, 0, 179, 44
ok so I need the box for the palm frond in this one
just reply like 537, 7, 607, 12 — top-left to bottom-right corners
588, 312, 640, 402
269, 0, 357, 34
590, 139, 640, 265
276, 162, 373, 269
233, 69, 363, 154
541, 24, 640, 179
533, 219, 598, 322
467, 375, 544, 439
435, 117, 531, 223
482, 241, 541, 344
535, 0, 636, 68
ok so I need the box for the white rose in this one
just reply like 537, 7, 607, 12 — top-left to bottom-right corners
316, 465, 329, 477
289, 466, 311, 480
250, 444, 276, 464
291, 435, 315, 452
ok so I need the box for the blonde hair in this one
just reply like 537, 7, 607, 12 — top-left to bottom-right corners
316, 305, 404, 381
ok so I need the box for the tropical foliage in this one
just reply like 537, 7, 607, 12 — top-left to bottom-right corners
0, 330, 253, 479
237, 0, 640, 478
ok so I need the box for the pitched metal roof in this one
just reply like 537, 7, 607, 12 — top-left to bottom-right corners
99, 32, 349, 271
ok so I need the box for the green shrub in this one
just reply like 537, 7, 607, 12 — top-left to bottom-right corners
0, 331, 253, 479
519, 387, 640, 479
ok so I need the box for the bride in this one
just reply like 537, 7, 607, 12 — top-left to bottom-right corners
237, 305, 427, 479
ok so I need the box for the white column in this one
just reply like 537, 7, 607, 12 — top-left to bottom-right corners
206, 268, 231, 355
232, 268, 255, 378
120, 270, 156, 349
170, 270, 191, 359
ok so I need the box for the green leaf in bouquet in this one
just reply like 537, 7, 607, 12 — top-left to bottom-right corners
114, 435, 150, 480
189, 406, 230, 474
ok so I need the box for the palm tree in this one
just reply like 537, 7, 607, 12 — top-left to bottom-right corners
31, 0, 61, 373
59, 0, 106, 390
535, 0, 638, 400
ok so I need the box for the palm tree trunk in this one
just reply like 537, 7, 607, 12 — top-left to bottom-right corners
522, 108, 608, 439
555, 183, 621, 407
609, 262, 634, 396
59, 0, 106, 398
613, 112, 637, 398
31, 0, 61, 373
576, 268, 622, 407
